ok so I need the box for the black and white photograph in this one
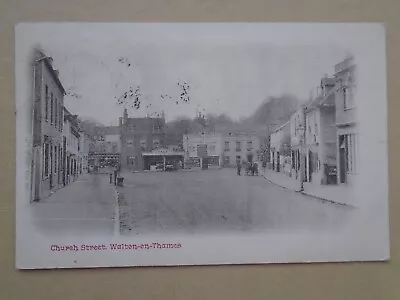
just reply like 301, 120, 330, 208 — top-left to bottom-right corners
15, 23, 389, 269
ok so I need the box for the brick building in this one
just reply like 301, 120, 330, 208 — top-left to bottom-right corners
120, 109, 166, 171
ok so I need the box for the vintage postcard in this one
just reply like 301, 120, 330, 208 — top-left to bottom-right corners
15, 23, 389, 269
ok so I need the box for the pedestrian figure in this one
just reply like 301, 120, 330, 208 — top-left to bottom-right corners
113, 164, 119, 186
236, 161, 241, 176
251, 162, 255, 176
254, 162, 259, 176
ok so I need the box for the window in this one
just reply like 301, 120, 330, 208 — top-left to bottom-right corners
49, 143, 53, 176
59, 107, 63, 131
45, 85, 49, 121
44, 140, 49, 177
140, 139, 146, 149
50, 93, 54, 125
153, 139, 160, 148
236, 155, 241, 162
209, 144, 216, 152
224, 141, 229, 151
247, 141, 253, 150
343, 87, 348, 109
58, 147, 61, 184
55, 99, 58, 128
127, 140, 133, 148
236, 141, 241, 151
153, 125, 161, 133
345, 134, 358, 173
54, 145, 57, 173
345, 134, 357, 173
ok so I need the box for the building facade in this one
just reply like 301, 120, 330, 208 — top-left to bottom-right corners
31, 50, 66, 201
88, 126, 121, 168
79, 131, 91, 174
289, 105, 308, 180
270, 121, 290, 173
120, 109, 166, 171
334, 56, 358, 185
63, 108, 80, 185
183, 133, 223, 168
222, 133, 261, 167
304, 76, 337, 185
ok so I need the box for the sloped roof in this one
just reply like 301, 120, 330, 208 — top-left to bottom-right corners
305, 88, 335, 113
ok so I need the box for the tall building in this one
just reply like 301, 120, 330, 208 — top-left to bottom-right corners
222, 133, 261, 167
120, 109, 166, 171
79, 131, 91, 174
63, 107, 80, 185
31, 50, 66, 202
290, 105, 306, 180
304, 76, 337, 185
269, 122, 290, 172
334, 56, 358, 185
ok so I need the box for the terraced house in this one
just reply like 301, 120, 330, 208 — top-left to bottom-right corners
304, 76, 337, 185
334, 56, 358, 186
31, 50, 66, 202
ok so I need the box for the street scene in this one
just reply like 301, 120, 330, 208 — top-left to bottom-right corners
117, 169, 351, 235
27, 26, 359, 237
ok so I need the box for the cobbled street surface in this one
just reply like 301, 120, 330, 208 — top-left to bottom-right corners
118, 169, 354, 235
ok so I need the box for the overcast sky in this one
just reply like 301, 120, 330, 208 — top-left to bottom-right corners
17, 23, 358, 126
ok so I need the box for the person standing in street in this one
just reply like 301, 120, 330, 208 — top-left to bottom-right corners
113, 164, 119, 185
236, 160, 241, 176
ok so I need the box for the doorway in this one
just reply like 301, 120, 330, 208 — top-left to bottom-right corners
276, 151, 280, 172
308, 150, 313, 182
339, 135, 347, 184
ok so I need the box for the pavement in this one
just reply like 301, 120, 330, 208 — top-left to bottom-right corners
262, 169, 354, 207
116, 168, 353, 236
31, 172, 117, 236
